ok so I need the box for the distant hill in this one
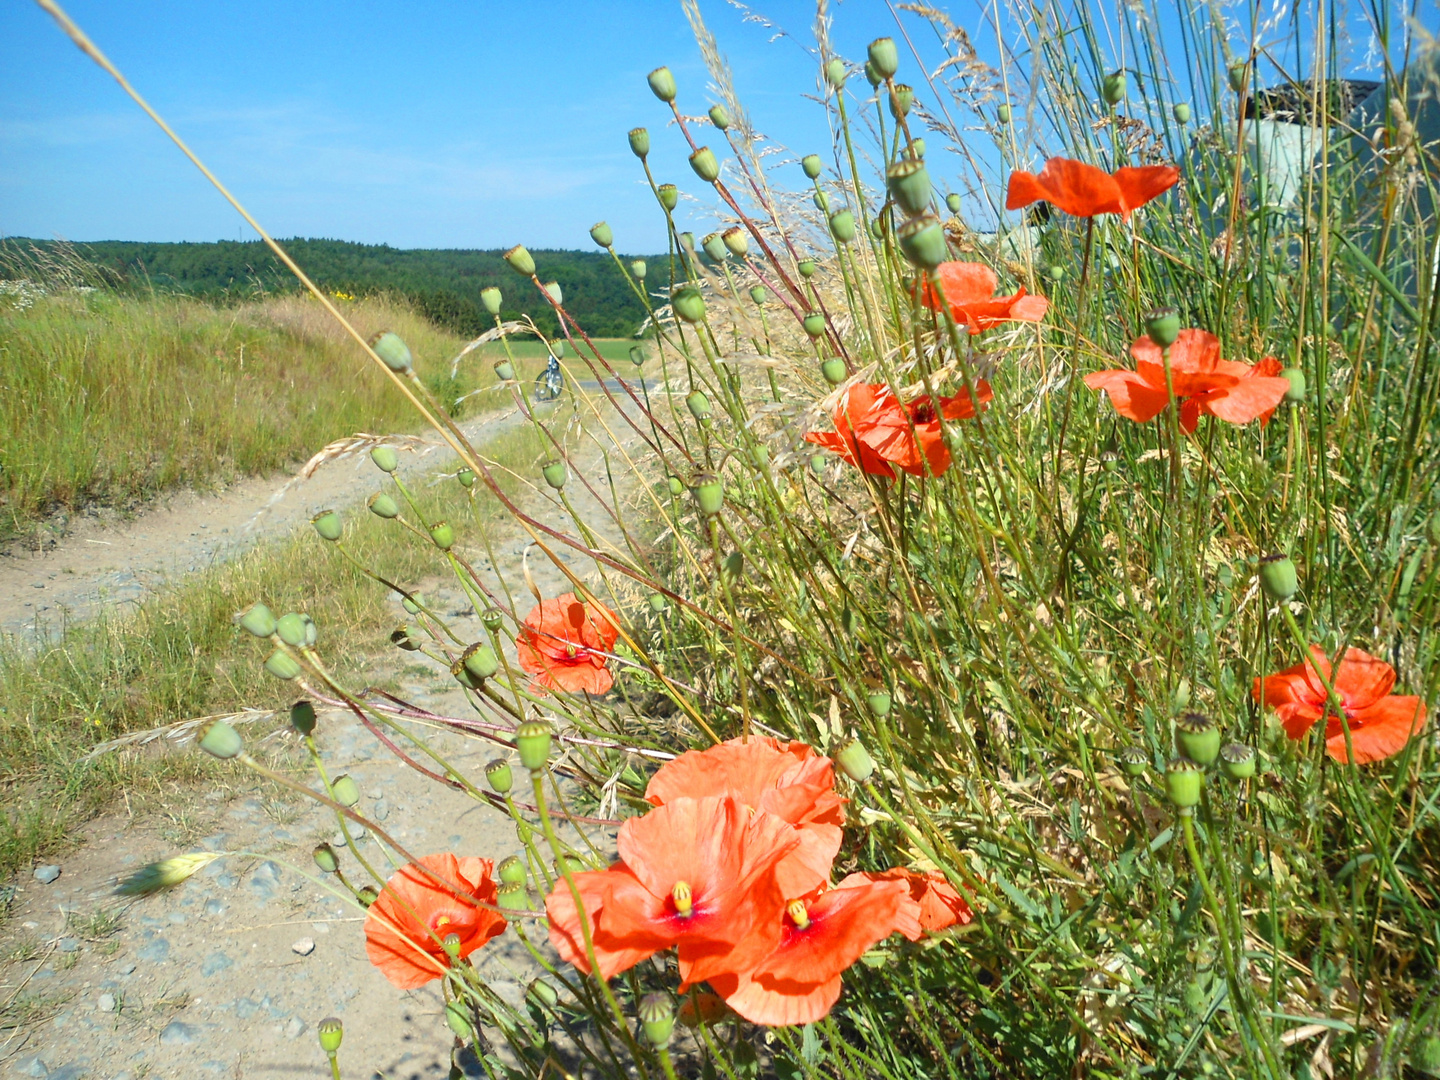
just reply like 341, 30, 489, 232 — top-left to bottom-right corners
5, 237, 659, 339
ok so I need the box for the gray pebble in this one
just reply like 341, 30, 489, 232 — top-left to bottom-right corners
201, 952, 233, 977
159, 1020, 200, 1046
204, 899, 224, 917
14, 1055, 48, 1078
284, 1017, 307, 1039
372, 798, 390, 821
291, 938, 315, 956
135, 938, 169, 963
58, 938, 79, 953
96, 993, 116, 1013
116, 962, 136, 976
33, 865, 61, 884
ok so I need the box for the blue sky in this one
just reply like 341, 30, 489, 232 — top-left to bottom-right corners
1, 1, 1416, 253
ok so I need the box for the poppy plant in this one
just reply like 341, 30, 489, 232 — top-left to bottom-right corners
1255, 645, 1428, 764
1006, 157, 1180, 220
1084, 329, 1291, 434
364, 854, 506, 989
860, 867, 973, 939
918, 261, 1050, 334
803, 383, 902, 479
806, 381, 992, 479
516, 592, 620, 695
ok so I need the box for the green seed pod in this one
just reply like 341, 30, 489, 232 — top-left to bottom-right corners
498, 883, 531, 914
497, 855, 527, 886
870, 217, 885, 239
628, 345, 646, 367
311, 509, 342, 542
666, 475, 685, 496
888, 84, 915, 119
640, 992, 677, 1049
868, 37, 899, 80
1219, 742, 1257, 780
481, 286, 502, 315
331, 774, 360, 808
542, 460, 568, 490
368, 331, 413, 373
1173, 102, 1191, 124
708, 103, 730, 130
701, 231, 727, 262
797, 259, 816, 278
290, 699, 317, 735
829, 210, 857, 244
1164, 757, 1204, 809
692, 472, 724, 516
945, 192, 962, 215
589, 221, 614, 248
801, 154, 823, 180
834, 737, 876, 783
813, 189, 831, 212
198, 719, 243, 760
401, 592, 425, 615
457, 467, 475, 489
239, 603, 277, 638
897, 213, 948, 269
867, 691, 892, 717
630, 258, 647, 280
516, 721, 553, 772
451, 654, 482, 690
997, 102, 1012, 123
647, 592, 668, 612
527, 979, 559, 1009
494, 359, 516, 382
749, 285, 768, 304
865, 60, 882, 88
356, 885, 378, 907
821, 358, 847, 385
313, 843, 339, 875
672, 287, 706, 324
543, 281, 563, 305
887, 159, 932, 216
749, 444, 769, 468
1117, 746, 1148, 777
1281, 367, 1306, 403
1145, 307, 1182, 348
824, 58, 847, 89
265, 649, 302, 680
370, 445, 399, 473
504, 244, 536, 276
485, 758, 513, 794
481, 607, 504, 632
679, 231, 695, 253
317, 1018, 343, 1055
1174, 713, 1221, 766
367, 493, 399, 519
463, 642, 499, 682
809, 453, 827, 474
657, 184, 679, 212
445, 1001, 472, 1039
722, 227, 748, 258
628, 126, 650, 159
303, 614, 317, 648
429, 520, 455, 551
910, 136, 926, 158
389, 626, 419, 651
647, 66, 677, 103
1258, 554, 1298, 601
1102, 71, 1127, 105
553, 854, 586, 876
689, 146, 720, 183
1046, 264, 1065, 282
1228, 60, 1247, 94
276, 612, 308, 647
802, 312, 826, 338
720, 551, 744, 583
686, 390, 711, 420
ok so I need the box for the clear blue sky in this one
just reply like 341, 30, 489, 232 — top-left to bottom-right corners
0, 1, 1412, 253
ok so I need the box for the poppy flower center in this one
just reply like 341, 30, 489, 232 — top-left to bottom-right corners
911, 402, 935, 424
786, 899, 811, 930
671, 881, 694, 918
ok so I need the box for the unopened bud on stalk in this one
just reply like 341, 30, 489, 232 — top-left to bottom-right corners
542, 460, 568, 490
997, 102, 1011, 123
515, 721, 553, 771
639, 993, 677, 1049
824, 58, 847, 89
802, 312, 826, 338
462, 642, 499, 682
657, 184, 679, 212
317, 1018, 344, 1055
504, 245, 536, 276
867, 37, 899, 79
290, 699, 317, 735
628, 345, 646, 367
311, 509, 342, 542
898, 214, 948, 269
679, 231, 695, 253
834, 737, 876, 783
1164, 757, 1204, 810
1173, 102, 1191, 124
445, 1001, 472, 1039
331, 774, 360, 808
689, 146, 720, 183
265, 648, 302, 681
1228, 60, 1247, 93
798, 259, 816, 278
1047, 265, 1065, 282
887, 159, 932, 216
1258, 554, 1298, 601
801, 154, 823, 180
390, 626, 419, 651
276, 612, 309, 648
722, 227, 748, 258
814, 189, 831, 212
1144, 307, 1181, 349
666, 475, 685, 496
672, 287, 706, 324
429, 520, 455, 551
628, 127, 650, 158
457, 467, 475, 489
630, 258, 647, 280
239, 603, 277, 638
692, 473, 724, 517
1174, 713, 1221, 766
867, 691, 892, 717
1281, 368, 1306, 402
494, 359, 516, 382
1117, 746, 1148, 777
1219, 742, 1257, 780
313, 843, 339, 874
720, 551, 744, 583
590, 221, 614, 248
497, 882, 530, 913
369, 331, 413, 373
749, 285, 768, 304
1102, 71, 1127, 105
543, 281, 562, 305
829, 210, 857, 243
749, 444, 768, 468
497, 855, 527, 886
367, 493, 399, 519
910, 137, 926, 158
686, 390, 711, 420
888, 84, 915, 119
648, 66, 677, 103
648, 593, 668, 612
370, 445, 399, 473
865, 61, 882, 88
946, 192, 962, 215
527, 979, 558, 1008
708, 103, 730, 130
481, 286, 502, 315
401, 592, 425, 615
821, 358, 847, 385
701, 232, 727, 262
871, 217, 885, 239
485, 758, 513, 794
198, 720, 243, 760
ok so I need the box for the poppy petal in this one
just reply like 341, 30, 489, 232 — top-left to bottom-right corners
1005, 169, 1050, 211
1113, 165, 1181, 216
1326, 696, 1426, 764
1331, 647, 1397, 710
1084, 370, 1171, 423
1034, 158, 1125, 216
711, 971, 844, 1028
1202, 376, 1291, 426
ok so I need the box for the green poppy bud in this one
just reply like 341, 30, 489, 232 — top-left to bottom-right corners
679, 231, 695, 252
463, 642, 499, 682
910, 137, 926, 158
331, 774, 360, 808
628, 126, 650, 159
813, 189, 831, 212
1281, 367, 1306, 403
543, 280, 562, 305
264, 649, 303, 681
887, 159, 932, 216
367, 493, 399, 519
1174, 713, 1221, 766
368, 331, 413, 373
829, 210, 857, 243
1164, 757, 1204, 810
480, 286, 502, 315
1219, 742, 1257, 780
429, 520, 455, 551
630, 258, 647, 280
640, 992, 677, 1049
389, 625, 419, 651
445, 1001, 472, 1039
590, 221, 614, 248
485, 758, 513, 794
370, 445, 399, 473
870, 217, 885, 239
749, 285, 768, 304
1117, 746, 1148, 777
689, 146, 720, 183
457, 467, 475, 489
802, 312, 826, 338
628, 345, 646, 367
997, 102, 1011, 123
708, 103, 730, 130
1046, 264, 1065, 282
494, 359, 516, 382
722, 227, 748, 258
821, 358, 847, 385
276, 612, 308, 647
239, 603, 277, 638
1102, 71, 1127, 105
198, 719, 243, 760
516, 720, 553, 772
1228, 60, 1247, 94
686, 390, 711, 420
504, 245, 536, 276
701, 231, 727, 262
888, 84, 915, 119
720, 551, 744, 583
527, 979, 559, 1009
1258, 554, 1298, 600
657, 184, 678, 212
692, 472, 724, 516
802, 154, 823, 180
401, 591, 425, 615
1173, 102, 1191, 124
542, 460, 567, 490
898, 213, 948, 269
672, 287, 706, 324
648, 592, 668, 612
865, 60, 882, 88
1144, 307, 1181, 348
1175, 678, 1192, 712
834, 737, 876, 783
667, 475, 685, 496
797, 259, 816, 278
290, 699, 317, 735
867, 691, 892, 717
648, 66, 677, 103
945, 192, 962, 215
868, 37, 899, 80
311, 509, 342, 542
313, 843, 339, 874
498, 855, 527, 886
317, 1018, 343, 1055
824, 58, 847, 89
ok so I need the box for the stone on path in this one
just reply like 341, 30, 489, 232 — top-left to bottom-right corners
33, 865, 60, 884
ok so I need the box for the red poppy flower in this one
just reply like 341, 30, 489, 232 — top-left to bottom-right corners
646, 737, 846, 898
1254, 645, 1427, 764
517, 592, 620, 695
1084, 329, 1291, 433
860, 868, 973, 939
918, 261, 1050, 334
803, 383, 901, 479
806, 381, 993, 479
707, 873, 921, 1027
1006, 157, 1180, 220
364, 854, 506, 989
544, 796, 797, 983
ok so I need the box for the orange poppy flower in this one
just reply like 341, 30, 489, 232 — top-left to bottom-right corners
918, 261, 1050, 334
1005, 157, 1180, 220
516, 592, 620, 695
707, 873, 921, 1027
646, 737, 846, 898
544, 796, 797, 983
803, 383, 902, 479
860, 868, 973, 939
1254, 645, 1427, 764
364, 854, 506, 989
1084, 329, 1291, 433
806, 381, 993, 479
